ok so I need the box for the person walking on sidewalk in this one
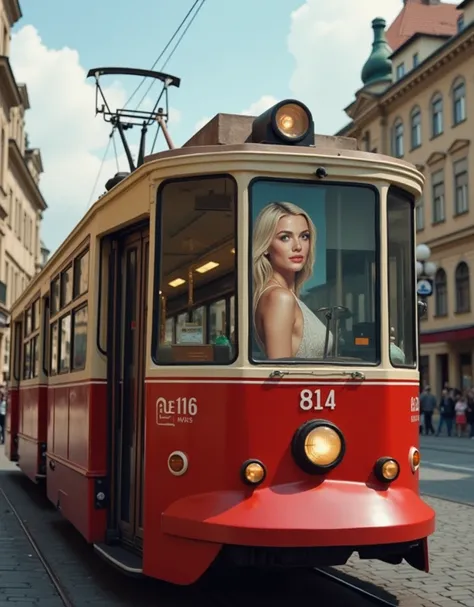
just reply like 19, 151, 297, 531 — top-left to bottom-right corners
0, 390, 5, 445
420, 385, 436, 435
436, 388, 455, 437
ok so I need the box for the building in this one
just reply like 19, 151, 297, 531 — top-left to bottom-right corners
0, 0, 48, 381
337, 0, 474, 397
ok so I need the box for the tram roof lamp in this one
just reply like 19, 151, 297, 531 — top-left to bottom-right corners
416, 243, 431, 262
251, 99, 315, 146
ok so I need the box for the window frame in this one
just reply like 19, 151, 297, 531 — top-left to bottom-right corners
151, 173, 239, 366
386, 185, 417, 369
247, 176, 381, 367
22, 295, 41, 380
48, 244, 90, 375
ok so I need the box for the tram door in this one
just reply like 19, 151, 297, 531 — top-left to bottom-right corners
108, 226, 149, 551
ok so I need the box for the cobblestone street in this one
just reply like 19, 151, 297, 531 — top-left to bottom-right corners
1, 445, 474, 606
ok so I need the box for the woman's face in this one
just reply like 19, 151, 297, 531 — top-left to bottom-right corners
267, 214, 310, 274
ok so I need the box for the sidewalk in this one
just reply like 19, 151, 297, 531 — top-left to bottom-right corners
0, 446, 64, 606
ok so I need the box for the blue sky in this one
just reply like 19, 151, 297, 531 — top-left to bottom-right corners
10, 0, 451, 254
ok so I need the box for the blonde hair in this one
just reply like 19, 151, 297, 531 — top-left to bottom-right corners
252, 201, 317, 315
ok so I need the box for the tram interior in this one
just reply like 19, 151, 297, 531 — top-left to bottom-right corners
157, 175, 237, 364
156, 175, 413, 367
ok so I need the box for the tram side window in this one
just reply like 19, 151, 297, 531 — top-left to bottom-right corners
249, 179, 379, 364
49, 247, 90, 374
387, 187, 416, 368
154, 175, 237, 365
22, 298, 41, 380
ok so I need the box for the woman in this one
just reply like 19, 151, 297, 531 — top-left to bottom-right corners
252, 201, 332, 359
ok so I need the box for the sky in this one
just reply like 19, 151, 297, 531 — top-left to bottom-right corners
10, 0, 458, 255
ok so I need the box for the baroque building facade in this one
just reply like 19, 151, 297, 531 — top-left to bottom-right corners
338, 0, 474, 397
0, 0, 48, 381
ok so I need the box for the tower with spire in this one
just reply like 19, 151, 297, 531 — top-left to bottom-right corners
361, 18, 393, 92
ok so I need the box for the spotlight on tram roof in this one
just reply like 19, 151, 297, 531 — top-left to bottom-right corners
105, 172, 130, 192
251, 99, 314, 146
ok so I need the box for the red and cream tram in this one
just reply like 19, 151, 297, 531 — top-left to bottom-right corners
5, 94, 435, 585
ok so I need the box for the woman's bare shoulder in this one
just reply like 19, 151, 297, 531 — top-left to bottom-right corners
259, 287, 296, 313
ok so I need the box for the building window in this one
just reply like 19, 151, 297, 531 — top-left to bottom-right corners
431, 95, 443, 137
416, 197, 424, 231
410, 107, 421, 149
413, 53, 419, 68
453, 80, 466, 125
454, 158, 468, 215
434, 269, 447, 317
458, 15, 464, 32
396, 63, 405, 80
432, 170, 445, 223
392, 120, 404, 158
455, 261, 470, 313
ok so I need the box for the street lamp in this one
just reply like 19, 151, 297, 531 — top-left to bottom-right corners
416, 243, 437, 391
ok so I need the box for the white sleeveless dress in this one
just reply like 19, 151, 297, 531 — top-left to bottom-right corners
256, 286, 333, 358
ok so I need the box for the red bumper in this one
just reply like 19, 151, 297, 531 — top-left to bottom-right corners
162, 480, 435, 547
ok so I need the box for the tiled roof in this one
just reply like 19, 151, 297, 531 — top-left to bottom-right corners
386, 0, 459, 52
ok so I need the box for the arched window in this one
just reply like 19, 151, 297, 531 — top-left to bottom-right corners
452, 78, 466, 125
392, 119, 404, 158
455, 261, 470, 313
431, 94, 443, 137
410, 107, 421, 149
435, 269, 447, 317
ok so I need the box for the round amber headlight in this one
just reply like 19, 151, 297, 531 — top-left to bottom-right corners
241, 459, 266, 486
374, 457, 400, 483
274, 103, 310, 140
304, 426, 342, 467
292, 421, 345, 474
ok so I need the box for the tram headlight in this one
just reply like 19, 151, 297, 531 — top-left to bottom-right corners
241, 459, 266, 486
374, 457, 400, 483
409, 447, 421, 473
167, 451, 189, 476
251, 99, 314, 146
291, 420, 345, 474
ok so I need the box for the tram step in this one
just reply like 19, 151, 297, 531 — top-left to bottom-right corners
93, 542, 143, 577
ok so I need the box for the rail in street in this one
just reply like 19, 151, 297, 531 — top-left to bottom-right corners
1, 443, 473, 607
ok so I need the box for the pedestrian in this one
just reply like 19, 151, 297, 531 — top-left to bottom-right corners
436, 388, 455, 437
420, 385, 436, 436
455, 392, 468, 437
0, 390, 5, 445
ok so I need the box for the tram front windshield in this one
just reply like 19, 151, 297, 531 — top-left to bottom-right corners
250, 179, 381, 365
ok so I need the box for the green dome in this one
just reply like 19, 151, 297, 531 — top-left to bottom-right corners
361, 17, 393, 86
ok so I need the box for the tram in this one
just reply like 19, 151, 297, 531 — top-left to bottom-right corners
4, 66, 435, 585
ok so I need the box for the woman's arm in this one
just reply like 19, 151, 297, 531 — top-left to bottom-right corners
260, 288, 296, 359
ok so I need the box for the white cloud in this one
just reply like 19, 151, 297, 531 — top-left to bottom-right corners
10, 25, 181, 253
241, 95, 279, 116
193, 94, 279, 135
287, 0, 460, 135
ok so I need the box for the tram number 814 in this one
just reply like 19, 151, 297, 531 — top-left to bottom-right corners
299, 389, 337, 412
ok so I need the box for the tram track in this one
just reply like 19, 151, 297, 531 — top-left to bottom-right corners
0, 487, 74, 607
314, 567, 397, 606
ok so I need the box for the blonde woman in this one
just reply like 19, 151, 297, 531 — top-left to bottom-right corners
253, 201, 332, 359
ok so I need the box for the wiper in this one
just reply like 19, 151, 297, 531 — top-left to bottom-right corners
269, 369, 365, 381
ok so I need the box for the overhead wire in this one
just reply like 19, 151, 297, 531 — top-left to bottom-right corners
137, 0, 207, 115
86, 128, 115, 210
124, 0, 201, 109
87, 0, 206, 203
